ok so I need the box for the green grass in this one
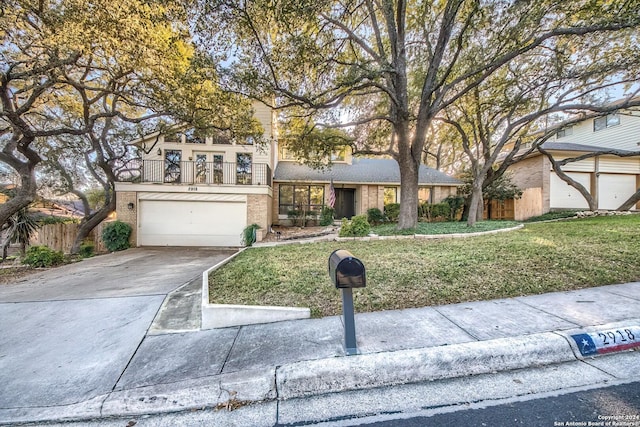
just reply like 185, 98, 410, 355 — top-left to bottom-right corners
371, 220, 520, 235
209, 215, 640, 318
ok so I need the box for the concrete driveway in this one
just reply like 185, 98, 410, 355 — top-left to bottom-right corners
0, 247, 233, 412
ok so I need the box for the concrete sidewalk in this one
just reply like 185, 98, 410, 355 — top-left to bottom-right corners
2, 281, 638, 425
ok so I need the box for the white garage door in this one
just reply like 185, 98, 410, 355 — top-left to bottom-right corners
598, 174, 637, 210
139, 200, 246, 246
550, 172, 591, 209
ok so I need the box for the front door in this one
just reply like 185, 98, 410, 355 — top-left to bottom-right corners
334, 188, 356, 219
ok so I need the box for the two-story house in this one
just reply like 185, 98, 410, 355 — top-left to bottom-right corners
508, 104, 640, 217
114, 102, 462, 247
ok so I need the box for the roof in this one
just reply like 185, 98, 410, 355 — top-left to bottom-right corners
274, 157, 461, 185
540, 142, 636, 154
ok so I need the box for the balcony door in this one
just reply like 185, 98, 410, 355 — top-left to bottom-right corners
194, 152, 224, 184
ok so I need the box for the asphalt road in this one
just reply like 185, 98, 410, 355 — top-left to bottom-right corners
360, 380, 640, 427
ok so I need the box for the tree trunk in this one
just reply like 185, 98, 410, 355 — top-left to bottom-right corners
397, 153, 420, 229
70, 191, 116, 254
0, 161, 38, 227
617, 188, 640, 211
467, 181, 484, 227
539, 148, 597, 210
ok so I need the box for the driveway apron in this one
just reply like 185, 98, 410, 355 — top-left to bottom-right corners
0, 247, 233, 410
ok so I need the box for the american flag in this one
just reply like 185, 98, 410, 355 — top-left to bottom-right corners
328, 179, 336, 208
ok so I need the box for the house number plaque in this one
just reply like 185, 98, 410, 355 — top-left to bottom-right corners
571, 326, 640, 356
188, 186, 198, 191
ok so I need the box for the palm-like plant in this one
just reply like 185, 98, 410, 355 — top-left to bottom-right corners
1, 208, 40, 260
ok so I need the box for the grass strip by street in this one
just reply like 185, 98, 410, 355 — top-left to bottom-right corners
209, 215, 640, 318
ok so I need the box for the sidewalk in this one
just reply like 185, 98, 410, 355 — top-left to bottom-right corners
2, 279, 639, 425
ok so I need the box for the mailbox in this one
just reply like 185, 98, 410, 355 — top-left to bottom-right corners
328, 249, 366, 289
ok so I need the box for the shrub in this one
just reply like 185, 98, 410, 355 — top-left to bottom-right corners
319, 207, 335, 226
384, 203, 400, 222
443, 195, 465, 221
241, 223, 260, 247
339, 215, 371, 237
367, 208, 385, 225
101, 221, 132, 252
418, 203, 450, 221
79, 242, 95, 258
23, 245, 64, 268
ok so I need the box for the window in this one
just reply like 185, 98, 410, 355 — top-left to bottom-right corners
594, 114, 620, 131
330, 147, 347, 162
418, 187, 431, 204
164, 131, 181, 143
211, 130, 232, 145
384, 187, 398, 205
236, 153, 252, 184
194, 154, 207, 184
279, 184, 325, 215
556, 126, 573, 138
213, 154, 223, 184
164, 150, 181, 183
184, 128, 206, 144
279, 146, 299, 161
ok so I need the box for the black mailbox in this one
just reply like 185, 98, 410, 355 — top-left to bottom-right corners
328, 249, 366, 289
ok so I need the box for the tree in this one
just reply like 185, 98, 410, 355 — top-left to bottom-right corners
1, 1, 262, 252
195, 0, 640, 229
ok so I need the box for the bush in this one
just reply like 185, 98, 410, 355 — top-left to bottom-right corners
79, 242, 95, 258
384, 203, 400, 222
339, 215, 371, 237
23, 245, 64, 268
241, 223, 260, 247
418, 202, 450, 221
443, 195, 465, 221
319, 207, 335, 226
367, 208, 385, 225
101, 221, 132, 252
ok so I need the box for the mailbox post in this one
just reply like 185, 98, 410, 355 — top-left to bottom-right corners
328, 249, 366, 355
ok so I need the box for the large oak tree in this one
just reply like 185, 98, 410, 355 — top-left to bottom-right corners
195, 0, 640, 228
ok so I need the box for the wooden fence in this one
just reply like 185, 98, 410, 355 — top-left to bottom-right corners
30, 221, 108, 254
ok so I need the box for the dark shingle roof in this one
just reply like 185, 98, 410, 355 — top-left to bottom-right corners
274, 158, 461, 185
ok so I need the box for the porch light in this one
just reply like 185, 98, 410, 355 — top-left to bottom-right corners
127, 202, 135, 210
157, 148, 162, 156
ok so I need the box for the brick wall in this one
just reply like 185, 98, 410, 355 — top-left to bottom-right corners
247, 194, 272, 240
115, 191, 137, 246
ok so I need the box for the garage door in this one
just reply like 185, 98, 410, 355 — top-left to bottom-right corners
550, 172, 591, 209
598, 174, 637, 210
139, 200, 246, 246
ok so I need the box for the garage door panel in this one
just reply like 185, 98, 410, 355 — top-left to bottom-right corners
598, 174, 637, 210
550, 172, 591, 209
139, 200, 246, 246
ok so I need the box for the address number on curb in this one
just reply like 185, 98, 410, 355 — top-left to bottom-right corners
571, 326, 640, 356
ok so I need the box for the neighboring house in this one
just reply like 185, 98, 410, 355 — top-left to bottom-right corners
508, 108, 640, 218
114, 102, 461, 247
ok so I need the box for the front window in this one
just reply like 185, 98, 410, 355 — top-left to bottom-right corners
164, 150, 181, 183
418, 187, 431, 203
384, 187, 398, 205
279, 184, 325, 215
236, 153, 252, 185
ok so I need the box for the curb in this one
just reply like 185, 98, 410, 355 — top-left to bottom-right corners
2, 322, 638, 425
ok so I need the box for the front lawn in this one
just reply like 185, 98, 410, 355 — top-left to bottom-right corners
371, 220, 520, 235
209, 215, 640, 318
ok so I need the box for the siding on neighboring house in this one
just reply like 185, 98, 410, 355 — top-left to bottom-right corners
553, 111, 640, 151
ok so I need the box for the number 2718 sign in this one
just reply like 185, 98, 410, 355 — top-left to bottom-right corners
571, 326, 640, 356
